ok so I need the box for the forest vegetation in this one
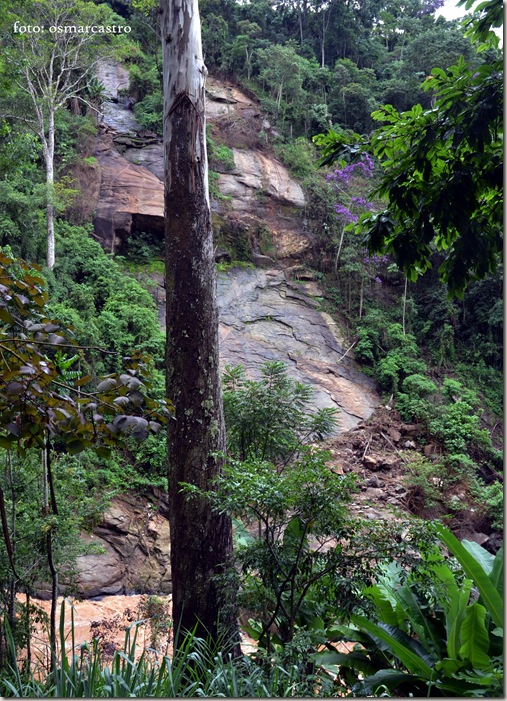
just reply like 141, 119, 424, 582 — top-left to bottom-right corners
0, 0, 503, 695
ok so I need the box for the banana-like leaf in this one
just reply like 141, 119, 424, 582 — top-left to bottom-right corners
326, 623, 371, 644
355, 669, 421, 695
351, 616, 436, 679
436, 524, 503, 628
488, 546, 503, 597
447, 579, 473, 660
459, 603, 491, 670
462, 540, 494, 574
389, 583, 444, 655
367, 584, 401, 626
313, 650, 379, 676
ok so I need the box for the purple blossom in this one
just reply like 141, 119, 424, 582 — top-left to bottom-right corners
329, 154, 375, 225
334, 203, 358, 223
350, 196, 373, 209
375, 276, 382, 284
327, 155, 374, 186
363, 252, 389, 267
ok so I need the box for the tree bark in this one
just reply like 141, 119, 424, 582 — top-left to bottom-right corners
46, 109, 55, 271
402, 277, 408, 335
162, 0, 239, 652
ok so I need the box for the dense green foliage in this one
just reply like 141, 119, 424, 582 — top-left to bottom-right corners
0, 0, 503, 695
317, 526, 503, 696
314, 0, 502, 295
119, 0, 481, 140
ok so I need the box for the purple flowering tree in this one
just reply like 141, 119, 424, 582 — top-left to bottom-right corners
326, 154, 374, 276
326, 156, 397, 318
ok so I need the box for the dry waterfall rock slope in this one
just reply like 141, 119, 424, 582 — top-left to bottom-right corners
61, 64, 384, 600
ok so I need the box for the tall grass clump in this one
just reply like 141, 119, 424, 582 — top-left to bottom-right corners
0, 600, 330, 697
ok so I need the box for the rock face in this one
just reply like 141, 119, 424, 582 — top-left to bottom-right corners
60, 492, 171, 599
218, 268, 378, 431
218, 149, 305, 210
92, 73, 309, 262
77, 66, 381, 599
93, 130, 164, 254
96, 61, 139, 133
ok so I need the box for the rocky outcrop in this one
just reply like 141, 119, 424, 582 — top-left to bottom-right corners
93, 130, 164, 254
218, 149, 305, 210
93, 72, 309, 261
218, 268, 378, 431
96, 61, 138, 133
60, 492, 171, 599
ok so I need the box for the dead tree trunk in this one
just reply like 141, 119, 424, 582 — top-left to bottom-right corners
162, 0, 239, 652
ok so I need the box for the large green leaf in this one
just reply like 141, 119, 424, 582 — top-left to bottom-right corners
446, 578, 473, 661
462, 540, 494, 574
351, 616, 435, 680
436, 524, 504, 628
390, 583, 443, 655
366, 584, 401, 626
313, 650, 379, 676
459, 603, 491, 670
488, 546, 503, 597
326, 623, 371, 644
356, 669, 422, 695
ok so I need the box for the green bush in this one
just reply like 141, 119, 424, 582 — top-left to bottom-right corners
223, 361, 337, 463
134, 92, 163, 133
396, 373, 438, 422
473, 481, 503, 531
317, 527, 504, 697
429, 400, 489, 455
274, 137, 316, 179
47, 223, 164, 371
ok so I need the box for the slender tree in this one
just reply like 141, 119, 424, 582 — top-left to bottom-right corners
162, 0, 240, 651
2, 0, 127, 269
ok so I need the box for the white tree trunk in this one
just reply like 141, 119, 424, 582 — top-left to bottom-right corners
402, 277, 408, 335
46, 109, 55, 270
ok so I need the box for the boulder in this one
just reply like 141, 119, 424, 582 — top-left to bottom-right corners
68, 536, 124, 598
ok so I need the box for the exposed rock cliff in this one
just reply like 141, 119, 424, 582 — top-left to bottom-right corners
63, 65, 381, 599
92, 70, 310, 262
217, 268, 377, 431
42, 492, 172, 600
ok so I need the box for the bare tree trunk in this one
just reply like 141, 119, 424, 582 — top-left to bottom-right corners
402, 277, 408, 335
319, 4, 332, 68
334, 223, 346, 278
162, 0, 239, 653
42, 440, 58, 666
46, 109, 55, 271
276, 82, 283, 113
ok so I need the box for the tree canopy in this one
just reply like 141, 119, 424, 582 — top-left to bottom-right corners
314, 0, 502, 296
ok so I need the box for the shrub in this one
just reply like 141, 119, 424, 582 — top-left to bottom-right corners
134, 92, 163, 133
396, 373, 438, 422
318, 527, 504, 697
274, 137, 316, 179
223, 361, 337, 464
